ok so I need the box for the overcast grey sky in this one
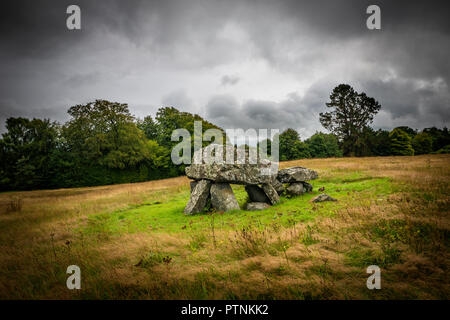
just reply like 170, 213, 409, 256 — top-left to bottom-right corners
1, 0, 449, 138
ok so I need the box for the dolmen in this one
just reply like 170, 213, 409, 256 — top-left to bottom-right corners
184, 144, 318, 214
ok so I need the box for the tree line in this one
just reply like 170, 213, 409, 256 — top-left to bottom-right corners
264, 84, 449, 161
1, 84, 449, 191
0, 101, 222, 191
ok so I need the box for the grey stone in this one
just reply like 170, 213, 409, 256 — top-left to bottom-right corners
311, 194, 337, 203
245, 185, 270, 203
302, 182, 313, 193
271, 178, 285, 195
277, 166, 318, 183
210, 183, 240, 212
184, 180, 211, 214
246, 202, 271, 211
185, 144, 278, 185
261, 183, 280, 205
286, 183, 305, 196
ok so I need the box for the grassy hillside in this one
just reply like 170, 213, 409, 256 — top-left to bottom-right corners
0, 155, 449, 299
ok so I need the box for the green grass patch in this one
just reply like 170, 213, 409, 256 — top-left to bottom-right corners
345, 245, 402, 268
79, 174, 394, 241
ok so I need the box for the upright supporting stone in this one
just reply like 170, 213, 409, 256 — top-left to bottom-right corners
245, 185, 270, 203
261, 183, 280, 205
210, 183, 240, 212
190, 180, 198, 192
184, 180, 211, 215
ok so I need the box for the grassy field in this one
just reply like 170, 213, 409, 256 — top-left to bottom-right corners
0, 155, 449, 299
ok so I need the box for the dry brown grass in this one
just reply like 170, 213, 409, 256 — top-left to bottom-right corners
0, 155, 448, 299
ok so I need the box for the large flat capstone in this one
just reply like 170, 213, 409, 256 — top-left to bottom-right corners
185, 144, 278, 185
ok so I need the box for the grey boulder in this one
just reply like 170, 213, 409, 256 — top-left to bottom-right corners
286, 183, 305, 196
302, 182, 313, 193
277, 166, 318, 183
246, 202, 271, 211
271, 178, 285, 195
210, 183, 240, 212
311, 194, 337, 203
245, 185, 270, 203
184, 180, 211, 214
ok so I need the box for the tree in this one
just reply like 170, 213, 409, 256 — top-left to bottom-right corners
137, 115, 159, 140
305, 132, 342, 158
358, 127, 391, 156
292, 140, 311, 159
423, 127, 450, 152
279, 128, 302, 160
389, 128, 414, 156
395, 126, 417, 139
63, 100, 163, 169
154, 106, 223, 149
0, 117, 59, 190
320, 84, 381, 156
412, 132, 433, 155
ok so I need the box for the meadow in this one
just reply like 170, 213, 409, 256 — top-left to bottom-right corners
0, 155, 448, 299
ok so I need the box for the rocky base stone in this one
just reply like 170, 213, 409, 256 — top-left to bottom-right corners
311, 193, 337, 203
246, 202, 271, 211
210, 183, 240, 212
184, 180, 212, 215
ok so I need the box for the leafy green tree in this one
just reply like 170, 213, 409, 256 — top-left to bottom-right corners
305, 132, 342, 158
292, 140, 311, 159
389, 128, 414, 156
63, 100, 165, 169
279, 128, 301, 160
154, 107, 223, 148
320, 84, 381, 156
423, 127, 450, 151
359, 128, 391, 156
137, 116, 159, 140
395, 126, 417, 139
412, 132, 433, 155
434, 144, 450, 154
0, 117, 59, 190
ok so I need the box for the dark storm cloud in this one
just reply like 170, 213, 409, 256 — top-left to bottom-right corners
205, 82, 329, 138
1, 0, 449, 134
